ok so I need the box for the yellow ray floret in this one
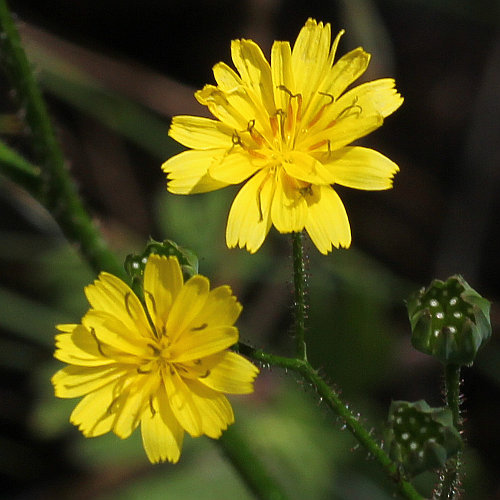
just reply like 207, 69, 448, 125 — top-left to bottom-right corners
162, 18, 403, 254
52, 255, 259, 464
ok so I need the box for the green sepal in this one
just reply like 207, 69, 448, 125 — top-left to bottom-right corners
407, 275, 491, 365
124, 239, 198, 295
386, 400, 463, 477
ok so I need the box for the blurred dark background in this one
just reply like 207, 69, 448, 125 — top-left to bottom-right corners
1, 0, 500, 498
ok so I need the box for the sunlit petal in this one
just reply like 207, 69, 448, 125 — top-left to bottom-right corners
324, 146, 400, 190
305, 185, 351, 254
162, 149, 230, 194
226, 169, 275, 253
141, 388, 184, 464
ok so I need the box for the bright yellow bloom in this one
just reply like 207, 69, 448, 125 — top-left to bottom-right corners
162, 18, 403, 254
52, 255, 258, 464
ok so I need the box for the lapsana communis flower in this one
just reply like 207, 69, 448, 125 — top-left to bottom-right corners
162, 18, 403, 254
52, 255, 258, 463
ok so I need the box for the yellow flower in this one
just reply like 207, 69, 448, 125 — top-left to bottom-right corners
162, 18, 403, 254
52, 255, 258, 464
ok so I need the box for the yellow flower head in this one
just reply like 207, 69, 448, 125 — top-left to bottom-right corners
52, 255, 258, 464
162, 18, 403, 254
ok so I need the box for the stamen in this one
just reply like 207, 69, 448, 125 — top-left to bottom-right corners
335, 97, 362, 121
191, 323, 208, 331
230, 130, 243, 151
90, 328, 106, 357
199, 370, 211, 379
307, 139, 330, 152
149, 397, 156, 417
137, 366, 152, 374
299, 184, 313, 197
317, 91, 334, 104
124, 293, 136, 320
246, 119, 265, 146
144, 290, 156, 316
147, 343, 161, 356
276, 85, 300, 99
308, 92, 336, 128
194, 359, 202, 365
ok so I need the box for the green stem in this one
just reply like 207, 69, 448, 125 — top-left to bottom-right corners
0, 139, 42, 193
218, 425, 289, 500
238, 342, 423, 500
0, 0, 124, 279
1, 5, 287, 497
438, 364, 462, 499
291, 232, 307, 361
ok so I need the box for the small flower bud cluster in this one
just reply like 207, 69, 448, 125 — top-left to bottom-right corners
125, 238, 199, 283
386, 400, 463, 476
407, 275, 491, 366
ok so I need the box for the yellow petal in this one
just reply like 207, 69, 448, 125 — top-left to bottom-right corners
271, 41, 294, 112
54, 325, 113, 367
338, 78, 403, 119
188, 285, 242, 330
212, 62, 272, 136
166, 275, 210, 343
162, 368, 202, 436
82, 310, 151, 356
323, 47, 371, 100
208, 151, 262, 184
162, 149, 230, 194
171, 325, 238, 363
52, 364, 126, 398
183, 379, 234, 438
69, 381, 120, 437
185, 380, 234, 439
169, 116, 234, 150
199, 351, 259, 394
56, 324, 78, 333
283, 150, 332, 184
299, 28, 344, 126
231, 39, 275, 116
143, 255, 183, 336
291, 19, 332, 107
141, 388, 184, 464
271, 169, 308, 233
195, 84, 248, 130
112, 374, 159, 439
226, 168, 275, 253
300, 109, 383, 153
325, 146, 399, 190
84, 273, 152, 339
305, 185, 351, 254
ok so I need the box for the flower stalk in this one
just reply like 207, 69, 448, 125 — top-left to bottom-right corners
237, 342, 423, 500
292, 232, 308, 361
438, 364, 462, 499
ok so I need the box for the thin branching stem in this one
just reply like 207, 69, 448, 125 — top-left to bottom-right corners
0, 0, 124, 278
1, 4, 289, 497
238, 342, 424, 500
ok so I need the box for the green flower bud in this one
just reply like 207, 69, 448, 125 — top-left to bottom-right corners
387, 400, 463, 477
125, 238, 198, 285
407, 275, 491, 365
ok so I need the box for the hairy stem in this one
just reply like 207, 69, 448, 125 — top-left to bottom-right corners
291, 232, 307, 361
238, 342, 424, 500
0, 0, 124, 278
438, 364, 462, 499
219, 426, 289, 500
